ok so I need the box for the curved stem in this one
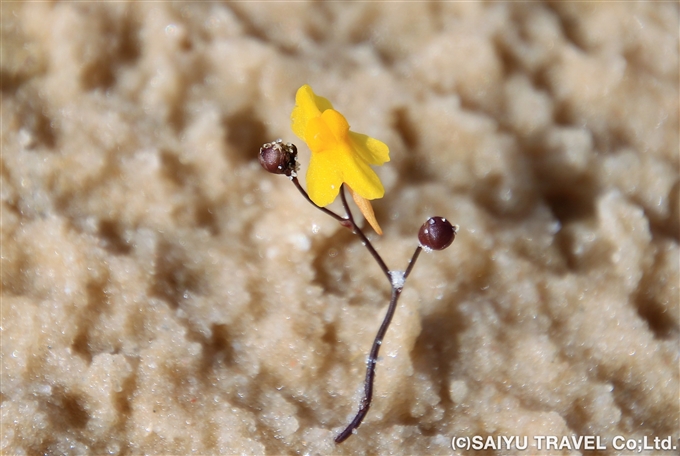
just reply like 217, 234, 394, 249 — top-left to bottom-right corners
291, 177, 345, 223
334, 244, 423, 443
335, 286, 402, 443
339, 185, 391, 281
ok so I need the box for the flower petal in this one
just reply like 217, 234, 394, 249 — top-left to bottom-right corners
291, 85, 334, 141
337, 149, 385, 201
305, 115, 342, 154
349, 131, 390, 166
320, 109, 350, 144
306, 147, 343, 207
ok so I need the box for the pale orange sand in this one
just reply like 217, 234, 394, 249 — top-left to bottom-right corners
2, 3, 678, 455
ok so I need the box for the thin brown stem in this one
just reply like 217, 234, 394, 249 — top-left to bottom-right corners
335, 286, 402, 443
289, 177, 425, 444
334, 245, 423, 443
291, 177, 345, 223
339, 185, 390, 280
405, 246, 422, 279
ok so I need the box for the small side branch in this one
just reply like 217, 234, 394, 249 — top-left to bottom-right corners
291, 177, 345, 223
339, 185, 390, 280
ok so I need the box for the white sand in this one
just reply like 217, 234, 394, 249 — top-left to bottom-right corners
2, 2, 678, 454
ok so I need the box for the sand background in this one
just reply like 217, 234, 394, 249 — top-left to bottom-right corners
2, 2, 678, 455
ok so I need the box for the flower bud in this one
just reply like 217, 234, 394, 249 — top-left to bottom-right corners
259, 139, 298, 176
418, 217, 457, 251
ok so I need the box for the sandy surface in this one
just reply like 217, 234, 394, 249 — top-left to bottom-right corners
2, 2, 678, 455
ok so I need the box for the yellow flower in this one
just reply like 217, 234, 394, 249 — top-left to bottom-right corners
291, 84, 390, 235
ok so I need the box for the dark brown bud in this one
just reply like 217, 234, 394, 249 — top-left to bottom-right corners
418, 217, 457, 251
259, 140, 298, 176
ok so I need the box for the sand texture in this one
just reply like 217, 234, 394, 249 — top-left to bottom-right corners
2, 2, 678, 455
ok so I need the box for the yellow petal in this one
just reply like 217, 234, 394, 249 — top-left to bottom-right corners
349, 131, 390, 166
338, 149, 385, 201
306, 146, 343, 207
348, 187, 383, 236
305, 115, 343, 155
291, 85, 334, 140
320, 109, 350, 143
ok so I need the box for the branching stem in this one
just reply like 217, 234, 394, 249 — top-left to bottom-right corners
291, 179, 423, 443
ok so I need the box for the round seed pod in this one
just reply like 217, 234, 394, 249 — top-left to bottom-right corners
259, 140, 298, 176
418, 217, 457, 251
